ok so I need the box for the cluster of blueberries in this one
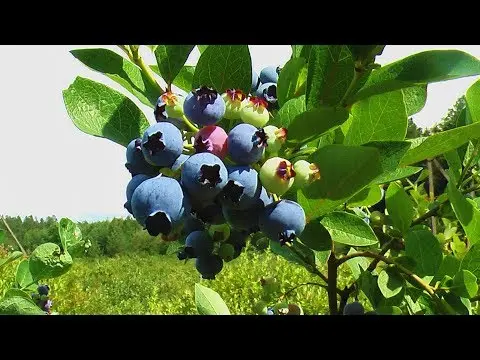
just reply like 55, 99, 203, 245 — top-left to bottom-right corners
123, 66, 321, 279
31, 284, 53, 314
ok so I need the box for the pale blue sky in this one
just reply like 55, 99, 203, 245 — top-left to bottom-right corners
0, 45, 479, 222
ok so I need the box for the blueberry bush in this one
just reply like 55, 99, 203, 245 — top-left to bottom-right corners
56, 44, 480, 315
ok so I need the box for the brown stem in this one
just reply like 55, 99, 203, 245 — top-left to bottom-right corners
1, 216, 27, 256
327, 252, 338, 315
433, 158, 450, 182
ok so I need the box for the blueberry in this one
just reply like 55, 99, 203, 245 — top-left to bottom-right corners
181, 152, 228, 203
171, 154, 190, 173
222, 89, 247, 121
141, 122, 184, 168
125, 139, 160, 177
260, 157, 296, 196
225, 230, 248, 259
194, 125, 228, 160
181, 213, 205, 236
256, 82, 278, 110
218, 243, 235, 262
37, 284, 49, 296
343, 301, 365, 315
154, 96, 186, 130
227, 124, 267, 165
259, 66, 280, 84
192, 201, 225, 225
221, 166, 262, 210
195, 254, 224, 280
267, 309, 274, 315
251, 70, 261, 93
183, 86, 226, 126
131, 175, 190, 236
183, 231, 214, 258
41, 299, 53, 313
222, 205, 260, 233
124, 174, 152, 215
240, 97, 270, 128
259, 200, 306, 245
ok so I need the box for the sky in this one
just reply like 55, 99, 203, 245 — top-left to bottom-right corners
0, 45, 479, 222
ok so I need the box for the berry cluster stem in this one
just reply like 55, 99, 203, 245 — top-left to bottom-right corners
181, 115, 199, 133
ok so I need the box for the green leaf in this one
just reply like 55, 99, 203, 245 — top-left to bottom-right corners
3, 289, 34, 302
463, 140, 480, 167
277, 57, 307, 107
347, 185, 383, 208
0, 296, 45, 315
405, 230, 443, 277
29, 243, 73, 281
303, 145, 383, 200
194, 283, 230, 315
146, 45, 158, 52
154, 45, 195, 85
443, 292, 471, 315
58, 218, 84, 257
192, 45, 252, 94
166, 241, 183, 255
402, 85, 427, 116
345, 248, 369, 280
272, 95, 306, 128
16, 260, 34, 288
466, 78, 480, 123
197, 45, 209, 54
444, 150, 463, 185
385, 182, 414, 234
0, 229, 4, 244
358, 271, 382, 308
152, 65, 195, 93
291, 45, 312, 60
63, 77, 150, 148
345, 90, 407, 145
306, 45, 354, 109
298, 220, 332, 251
434, 255, 461, 283
461, 244, 480, 277
70, 48, 159, 108
287, 106, 349, 145
320, 211, 378, 247
452, 270, 478, 298
353, 50, 480, 103
269, 240, 315, 268
377, 268, 405, 298
0, 251, 23, 268
376, 306, 403, 315
400, 122, 480, 166
447, 181, 480, 245
373, 167, 423, 185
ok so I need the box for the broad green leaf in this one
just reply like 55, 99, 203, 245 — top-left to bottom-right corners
154, 45, 195, 85
463, 140, 480, 167
298, 220, 332, 251
444, 150, 462, 185
373, 166, 422, 185
434, 255, 460, 282
402, 85, 427, 116
63, 77, 150, 147
466, 78, 480, 123
345, 248, 369, 280
447, 181, 480, 245
347, 185, 383, 207
291, 45, 312, 60
58, 218, 84, 257
400, 122, 480, 166
320, 211, 378, 247
3, 289, 34, 302
16, 260, 34, 288
287, 106, 349, 145
0, 251, 23, 268
395, 256, 417, 272
443, 292, 472, 315
386, 182, 414, 234
0, 296, 46, 315
0, 229, 4, 244
353, 50, 480, 103
272, 95, 306, 128
461, 244, 480, 277
358, 271, 382, 308
29, 243, 73, 281
376, 306, 403, 315
296, 190, 342, 222
452, 270, 478, 298
306, 45, 354, 109
147, 45, 158, 52
197, 45, 208, 54
348, 45, 385, 63
315, 250, 331, 266
194, 283, 230, 315
405, 230, 443, 277
269, 239, 316, 268
345, 90, 407, 145
70, 48, 159, 108
192, 45, 252, 94
152, 65, 195, 93
277, 57, 307, 107
303, 145, 383, 200
377, 268, 405, 298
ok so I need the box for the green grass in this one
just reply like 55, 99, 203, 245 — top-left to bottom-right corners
0, 250, 356, 315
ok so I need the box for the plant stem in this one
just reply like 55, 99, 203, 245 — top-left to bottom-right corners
340, 67, 363, 107
279, 282, 328, 301
427, 160, 437, 234
433, 158, 450, 182
1, 216, 27, 256
457, 140, 480, 187
287, 147, 317, 161
128, 45, 164, 94
327, 252, 338, 314
181, 115, 199, 133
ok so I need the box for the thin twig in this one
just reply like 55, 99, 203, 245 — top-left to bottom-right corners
279, 282, 328, 301
1, 216, 27, 256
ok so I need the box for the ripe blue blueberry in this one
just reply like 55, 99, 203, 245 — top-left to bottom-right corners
226, 230, 248, 259
256, 82, 278, 110
343, 301, 365, 315
171, 154, 189, 173
182, 231, 214, 259
181, 152, 228, 203
154, 96, 186, 130
125, 139, 160, 177
251, 70, 261, 93
195, 254, 224, 280
124, 174, 151, 215
259, 200, 306, 245
131, 175, 190, 236
183, 86, 226, 126
181, 213, 205, 236
141, 122, 183, 168
192, 201, 225, 225
227, 124, 268, 165
37, 285, 49, 296
259, 66, 280, 84
221, 166, 262, 210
